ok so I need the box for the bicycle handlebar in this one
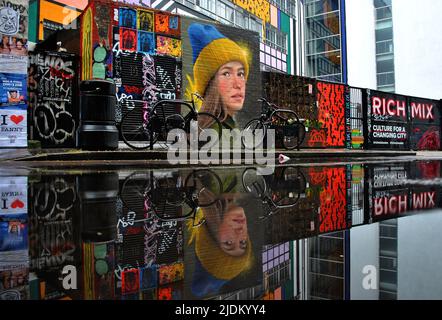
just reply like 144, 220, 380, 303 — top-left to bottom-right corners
258, 98, 278, 110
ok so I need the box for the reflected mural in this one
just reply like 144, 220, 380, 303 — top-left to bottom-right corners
2, 160, 442, 300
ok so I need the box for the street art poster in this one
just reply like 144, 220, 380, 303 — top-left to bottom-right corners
0, 220, 27, 252
0, 0, 28, 41
0, 73, 26, 105
120, 27, 137, 51
154, 12, 169, 34
0, 106, 27, 147
138, 31, 155, 55
156, 35, 181, 58
138, 9, 154, 32
0, 36, 27, 56
119, 7, 137, 29
158, 262, 184, 286
140, 265, 158, 291
409, 97, 441, 151
0, 176, 27, 217
121, 268, 140, 295
367, 90, 409, 150
182, 18, 262, 130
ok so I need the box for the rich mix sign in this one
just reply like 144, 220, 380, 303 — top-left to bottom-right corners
367, 90, 409, 149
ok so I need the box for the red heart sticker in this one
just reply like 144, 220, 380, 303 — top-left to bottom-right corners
10, 115, 24, 125
11, 199, 24, 209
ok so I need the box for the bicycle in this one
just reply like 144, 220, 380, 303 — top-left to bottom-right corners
119, 169, 224, 226
120, 93, 222, 150
242, 98, 306, 151
242, 166, 307, 220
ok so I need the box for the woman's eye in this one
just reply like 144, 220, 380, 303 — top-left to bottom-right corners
238, 72, 245, 78
222, 72, 231, 77
223, 241, 233, 246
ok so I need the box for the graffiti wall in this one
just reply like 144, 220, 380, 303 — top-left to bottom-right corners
182, 18, 262, 130
29, 51, 78, 147
263, 73, 346, 148
409, 97, 441, 151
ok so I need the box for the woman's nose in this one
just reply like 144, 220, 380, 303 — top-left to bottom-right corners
232, 76, 243, 88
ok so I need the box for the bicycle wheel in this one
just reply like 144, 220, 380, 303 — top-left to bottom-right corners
120, 172, 154, 215
242, 168, 267, 198
272, 110, 305, 150
273, 166, 307, 207
121, 108, 158, 150
188, 112, 222, 149
242, 119, 266, 150
184, 169, 223, 207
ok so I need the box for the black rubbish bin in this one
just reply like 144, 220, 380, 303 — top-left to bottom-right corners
77, 80, 119, 150
77, 173, 118, 242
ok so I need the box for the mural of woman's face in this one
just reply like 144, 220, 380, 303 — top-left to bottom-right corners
217, 205, 248, 257
216, 61, 246, 117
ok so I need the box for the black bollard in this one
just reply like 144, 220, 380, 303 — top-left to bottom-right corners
77, 80, 119, 150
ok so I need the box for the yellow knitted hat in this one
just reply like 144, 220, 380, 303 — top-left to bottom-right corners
195, 223, 253, 280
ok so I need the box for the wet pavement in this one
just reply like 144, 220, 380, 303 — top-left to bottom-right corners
2, 158, 442, 300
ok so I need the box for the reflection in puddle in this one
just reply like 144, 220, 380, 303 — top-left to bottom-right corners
1, 160, 442, 300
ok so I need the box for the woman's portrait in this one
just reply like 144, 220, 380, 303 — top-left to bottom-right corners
185, 171, 258, 298
187, 23, 251, 130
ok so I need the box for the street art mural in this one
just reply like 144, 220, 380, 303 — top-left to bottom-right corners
29, 51, 78, 148
263, 73, 346, 148
182, 18, 262, 130
316, 81, 346, 147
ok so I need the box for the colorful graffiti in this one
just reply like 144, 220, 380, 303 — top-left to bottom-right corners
315, 81, 346, 147
156, 35, 181, 58
81, 7, 92, 80
154, 12, 180, 37
308, 167, 347, 233
158, 261, 184, 285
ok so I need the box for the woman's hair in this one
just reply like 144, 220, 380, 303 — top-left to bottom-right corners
198, 77, 229, 129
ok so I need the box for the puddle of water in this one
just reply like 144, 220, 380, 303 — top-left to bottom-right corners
1, 160, 442, 300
